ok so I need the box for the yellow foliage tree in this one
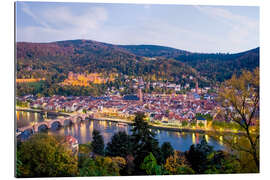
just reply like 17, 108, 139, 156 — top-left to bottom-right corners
164, 151, 190, 174
216, 67, 259, 171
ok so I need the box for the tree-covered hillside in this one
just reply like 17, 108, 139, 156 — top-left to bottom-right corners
16, 39, 259, 91
16, 40, 203, 83
120, 44, 259, 82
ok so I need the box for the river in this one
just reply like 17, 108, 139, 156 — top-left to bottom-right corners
16, 111, 224, 151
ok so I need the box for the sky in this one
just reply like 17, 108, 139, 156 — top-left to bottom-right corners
16, 1, 259, 53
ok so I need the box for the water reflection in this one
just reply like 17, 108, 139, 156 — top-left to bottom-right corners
205, 134, 209, 143
219, 136, 223, 145
16, 110, 60, 128
16, 111, 43, 128
17, 111, 224, 151
192, 133, 196, 144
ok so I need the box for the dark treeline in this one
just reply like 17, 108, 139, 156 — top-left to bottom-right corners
175, 48, 259, 82
17, 113, 246, 177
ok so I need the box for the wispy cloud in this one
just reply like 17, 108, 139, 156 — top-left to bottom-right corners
18, 4, 108, 41
17, 3, 259, 53
21, 2, 50, 29
194, 6, 259, 49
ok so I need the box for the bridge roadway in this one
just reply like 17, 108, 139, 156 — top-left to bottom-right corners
17, 113, 91, 135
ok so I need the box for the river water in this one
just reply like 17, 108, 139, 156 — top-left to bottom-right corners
16, 111, 224, 151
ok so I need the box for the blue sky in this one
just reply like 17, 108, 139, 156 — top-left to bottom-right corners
16, 2, 259, 53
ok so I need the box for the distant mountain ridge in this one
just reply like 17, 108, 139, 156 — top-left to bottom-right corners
118, 44, 190, 58
16, 39, 259, 83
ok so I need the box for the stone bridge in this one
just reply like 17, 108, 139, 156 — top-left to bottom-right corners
17, 113, 92, 135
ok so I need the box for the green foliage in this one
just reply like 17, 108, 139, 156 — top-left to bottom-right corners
185, 137, 214, 173
181, 120, 188, 127
140, 153, 164, 175
105, 131, 131, 157
16, 134, 78, 177
130, 112, 162, 174
198, 122, 205, 128
190, 121, 196, 128
204, 151, 241, 174
79, 156, 120, 176
16, 100, 29, 108
78, 143, 92, 167
16, 81, 46, 97
212, 120, 241, 131
91, 129, 104, 156
16, 150, 23, 177
175, 166, 195, 174
160, 142, 174, 163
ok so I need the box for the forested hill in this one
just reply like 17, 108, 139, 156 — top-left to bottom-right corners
174, 47, 259, 82
16, 39, 259, 83
120, 45, 259, 82
118, 44, 190, 58
16, 40, 202, 86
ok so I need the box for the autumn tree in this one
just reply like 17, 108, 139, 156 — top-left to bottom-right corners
79, 156, 120, 176
216, 68, 259, 171
165, 150, 194, 175
16, 134, 78, 177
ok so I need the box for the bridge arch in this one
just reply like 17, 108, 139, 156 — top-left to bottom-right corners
37, 123, 49, 132
21, 128, 34, 136
49, 120, 63, 129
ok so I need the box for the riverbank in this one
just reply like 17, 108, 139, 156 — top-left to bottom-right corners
92, 116, 246, 136
16, 108, 246, 136
16, 107, 70, 117
149, 123, 246, 136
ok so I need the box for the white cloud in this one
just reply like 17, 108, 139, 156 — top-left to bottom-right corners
18, 5, 108, 42
41, 6, 107, 31
17, 4, 259, 53
194, 6, 259, 51
21, 2, 50, 29
194, 6, 258, 29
